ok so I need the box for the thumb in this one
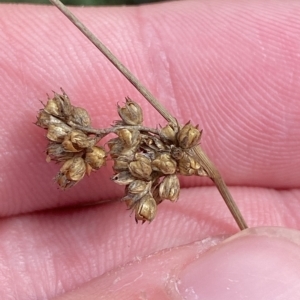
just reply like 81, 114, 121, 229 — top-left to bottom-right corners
53, 227, 300, 299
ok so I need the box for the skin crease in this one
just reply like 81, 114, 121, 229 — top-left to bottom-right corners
0, 0, 300, 299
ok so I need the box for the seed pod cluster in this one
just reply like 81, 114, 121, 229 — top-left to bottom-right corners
36, 92, 207, 223
110, 100, 206, 223
36, 91, 106, 189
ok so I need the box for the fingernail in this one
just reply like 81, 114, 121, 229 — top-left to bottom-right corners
177, 227, 300, 300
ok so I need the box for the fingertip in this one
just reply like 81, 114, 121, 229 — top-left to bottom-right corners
178, 227, 300, 299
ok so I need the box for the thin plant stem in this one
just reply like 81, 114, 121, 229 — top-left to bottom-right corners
48, 0, 177, 127
48, 0, 248, 230
187, 146, 248, 230
69, 122, 160, 136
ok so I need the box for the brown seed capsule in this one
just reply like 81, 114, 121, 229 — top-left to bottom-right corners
85, 146, 106, 174
69, 106, 91, 127
152, 153, 177, 175
128, 153, 152, 180
160, 123, 177, 144
56, 157, 86, 189
178, 152, 201, 176
135, 194, 157, 223
62, 130, 92, 152
113, 156, 131, 172
44, 98, 60, 117
159, 175, 180, 202
111, 171, 136, 185
128, 180, 150, 195
117, 129, 140, 148
45, 92, 73, 118
47, 123, 71, 142
46, 142, 76, 162
117, 98, 143, 125
123, 180, 152, 203
177, 121, 202, 149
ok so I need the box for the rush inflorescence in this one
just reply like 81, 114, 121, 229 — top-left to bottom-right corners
36, 90, 208, 223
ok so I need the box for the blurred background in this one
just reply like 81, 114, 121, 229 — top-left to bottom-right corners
0, 0, 165, 5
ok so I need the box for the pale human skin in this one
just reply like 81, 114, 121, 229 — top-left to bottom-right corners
1, 1, 300, 299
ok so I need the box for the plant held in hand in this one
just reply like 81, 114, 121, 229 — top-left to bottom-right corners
36, 0, 248, 230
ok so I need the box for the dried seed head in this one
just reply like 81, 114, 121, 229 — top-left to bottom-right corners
112, 156, 131, 172
160, 123, 177, 144
152, 153, 177, 175
127, 180, 150, 195
62, 130, 92, 152
177, 121, 202, 149
70, 107, 91, 127
159, 175, 180, 202
135, 194, 157, 223
85, 146, 106, 174
45, 92, 73, 118
128, 153, 152, 180
118, 98, 143, 125
117, 129, 140, 148
111, 171, 136, 185
56, 157, 86, 189
47, 123, 71, 142
178, 152, 201, 176
46, 142, 77, 162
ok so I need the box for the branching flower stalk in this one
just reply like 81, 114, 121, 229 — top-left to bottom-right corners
37, 0, 248, 230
